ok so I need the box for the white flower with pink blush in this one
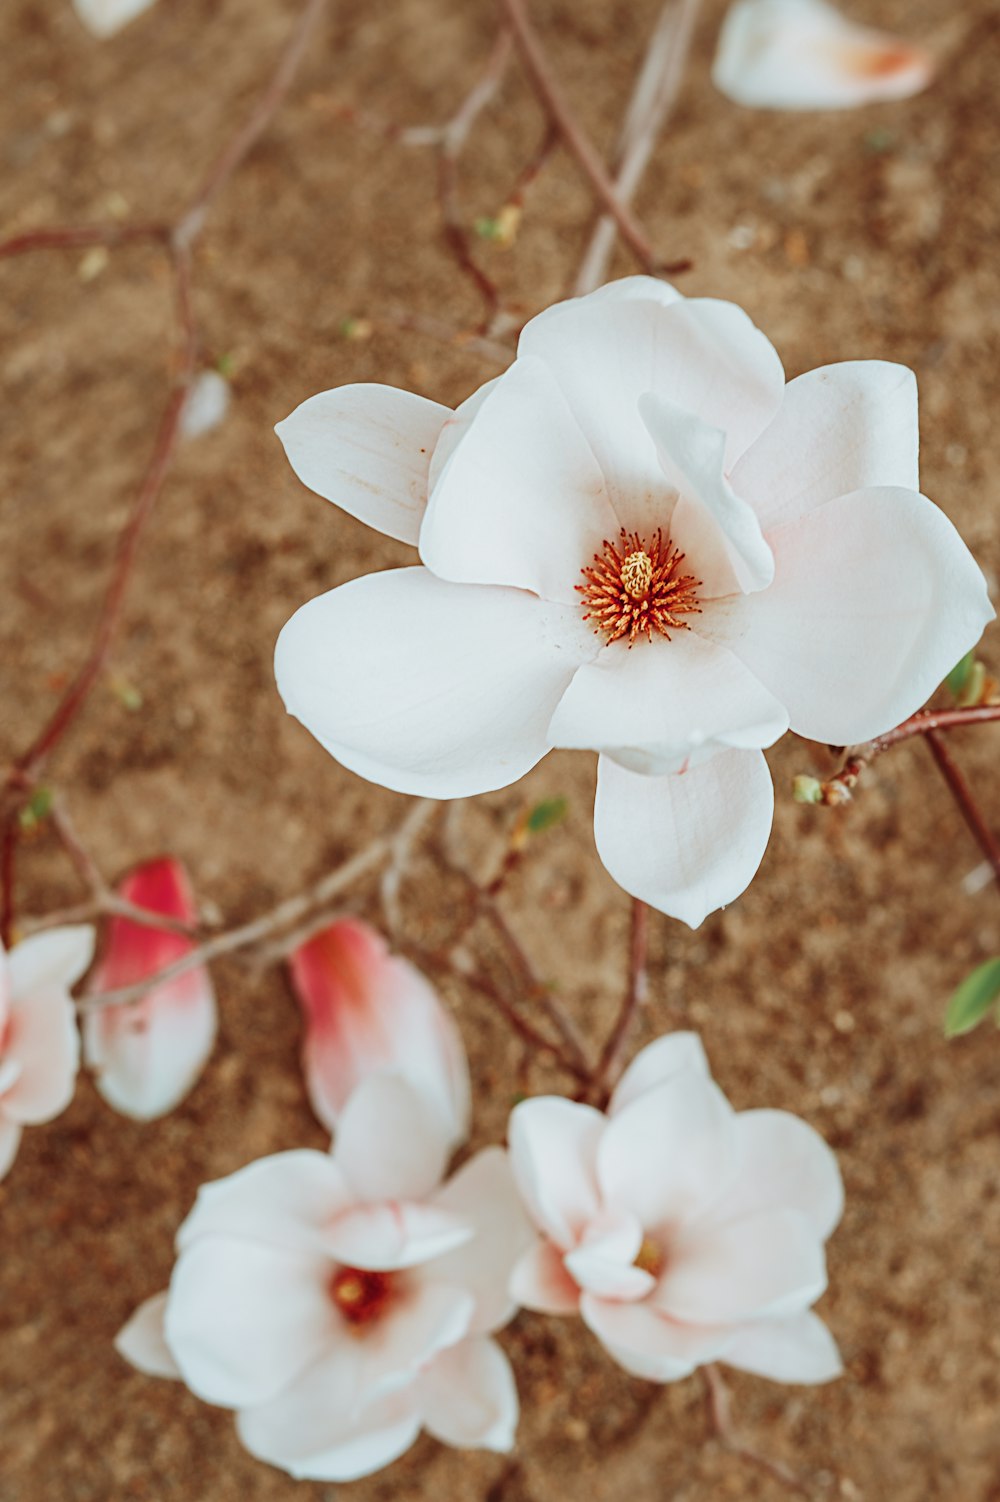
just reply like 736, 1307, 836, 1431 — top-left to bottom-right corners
118, 1059, 531, 1478
509, 1032, 843, 1385
274, 277, 993, 926
0, 926, 93, 1180
84, 858, 217, 1121
713, 0, 933, 110
288, 916, 470, 1149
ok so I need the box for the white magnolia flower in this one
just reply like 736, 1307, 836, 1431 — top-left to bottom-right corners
0, 926, 93, 1179
275, 277, 992, 926
73, 0, 157, 38
713, 0, 933, 111
509, 1032, 843, 1384
117, 1074, 533, 1481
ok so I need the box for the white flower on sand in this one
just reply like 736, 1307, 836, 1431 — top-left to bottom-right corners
73, 0, 157, 38
0, 926, 93, 1179
274, 277, 993, 926
713, 0, 933, 111
117, 1074, 533, 1481
509, 1032, 843, 1385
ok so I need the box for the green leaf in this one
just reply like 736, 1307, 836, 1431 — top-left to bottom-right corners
18, 786, 53, 830
946, 650, 975, 698
526, 796, 569, 835
944, 958, 1000, 1038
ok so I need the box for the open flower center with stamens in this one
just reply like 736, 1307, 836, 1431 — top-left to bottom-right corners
329, 1265, 394, 1327
576, 528, 702, 646
632, 1236, 664, 1279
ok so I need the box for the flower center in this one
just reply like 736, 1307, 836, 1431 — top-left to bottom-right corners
633, 1237, 664, 1278
577, 528, 702, 646
329, 1265, 394, 1326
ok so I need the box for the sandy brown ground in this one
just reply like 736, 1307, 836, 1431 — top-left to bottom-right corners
2, 0, 1000, 1497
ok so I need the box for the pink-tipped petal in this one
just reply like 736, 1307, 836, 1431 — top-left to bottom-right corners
419, 1337, 519, 1453
723, 1310, 843, 1383
288, 918, 470, 1146
334, 1074, 452, 1203
1, 988, 80, 1125
713, 0, 933, 111
357, 1281, 474, 1401
508, 1097, 605, 1250
430, 1147, 537, 1335
276, 384, 451, 545
509, 1240, 581, 1315
608, 1033, 710, 1116
594, 750, 775, 927
115, 1292, 181, 1379
84, 859, 216, 1121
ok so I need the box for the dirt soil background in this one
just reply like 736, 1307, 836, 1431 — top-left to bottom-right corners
3, 0, 1000, 1498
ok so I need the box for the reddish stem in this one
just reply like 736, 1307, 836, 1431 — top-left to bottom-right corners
593, 897, 650, 1100
924, 729, 1000, 889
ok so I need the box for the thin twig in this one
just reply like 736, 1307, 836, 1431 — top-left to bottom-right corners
0, 221, 168, 260
593, 897, 649, 1100
574, 0, 700, 294
871, 703, 1000, 752
380, 799, 438, 937
378, 307, 513, 365
441, 948, 591, 1084
924, 729, 1000, 889
20, 893, 200, 941
703, 1365, 811, 1497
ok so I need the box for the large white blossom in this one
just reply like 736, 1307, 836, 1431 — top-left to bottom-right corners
509, 1032, 843, 1384
274, 277, 993, 925
117, 1072, 533, 1480
0, 926, 93, 1179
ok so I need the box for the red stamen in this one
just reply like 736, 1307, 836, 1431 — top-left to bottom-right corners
576, 528, 702, 646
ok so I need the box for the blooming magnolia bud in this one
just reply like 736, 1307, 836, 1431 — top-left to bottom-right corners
287, 918, 471, 1150
84, 858, 216, 1121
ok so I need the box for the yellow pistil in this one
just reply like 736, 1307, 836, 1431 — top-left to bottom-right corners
577, 528, 702, 646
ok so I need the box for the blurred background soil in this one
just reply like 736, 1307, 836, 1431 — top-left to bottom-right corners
2, 0, 1000, 1497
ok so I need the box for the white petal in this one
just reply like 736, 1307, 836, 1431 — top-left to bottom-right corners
731, 362, 919, 531
713, 0, 933, 111
115, 1292, 181, 1379
507, 1097, 605, 1251
334, 1074, 451, 1203
597, 1072, 736, 1230
276, 385, 450, 545
609, 1032, 710, 1116
594, 750, 774, 927
237, 1347, 422, 1482
180, 370, 230, 441
519, 286, 783, 516
8, 925, 95, 996
656, 1209, 826, 1324
0, 1116, 22, 1180
509, 1240, 581, 1315
548, 632, 788, 776
420, 355, 617, 606
356, 1281, 474, 1401
419, 1336, 519, 1453
702, 1110, 843, 1241
427, 378, 500, 491
1, 988, 79, 1125
430, 1147, 537, 1335
723, 1310, 843, 1384
707, 486, 995, 744
275, 568, 595, 798
323, 1202, 473, 1271
640, 392, 774, 595
580, 1296, 714, 1382
165, 1237, 335, 1407
563, 1208, 650, 1298
73, 0, 157, 37
177, 1150, 355, 1255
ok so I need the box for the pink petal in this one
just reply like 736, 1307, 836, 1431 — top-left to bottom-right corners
165, 1237, 336, 1407
731, 361, 919, 532
597, 1072, 736, 1230
177, 1149, 356, 1256
707, 486, 994, 744
507, 1097, 605, 1250
580, 1295, 729, 1381
276, 384, 451, 546
288, 918, 470, 1146
723, 1310, 843, 1383
323, 1202, 473, 1271
115, 1292, 181, 1379
563, 1208, 651, 1298
237, 1346, 423, 1482
609, 1033, 710, 1116
593, 749, 774, 927
713, 0, 933, 111
419, 1336, 519, 1453
702, 1109, 843, 1241
655, 1208, 826, 1324
548, 632, 787, 777
0, 1116, 23, 1180
275, 567, 596, 799
356, 1280, 474, 1402
333, 1074, 452, 1203
420, 355, 617, 606
1, 987, 79, 1125
509, 1240, 581, 1315
639, 393, 774, 595
430, 1147, 537, 1335
84, 859, 216, 1121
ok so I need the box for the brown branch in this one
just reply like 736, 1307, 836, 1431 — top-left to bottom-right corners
499, 0, 685, 277
592, 897, 649, 1101
0, 221, 168, 260
870, 703, 1000, 752
703, 1365, 811, 1498
924, 729, 1000, 889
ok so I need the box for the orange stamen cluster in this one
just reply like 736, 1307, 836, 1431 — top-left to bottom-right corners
330, 1265, 393, 1327
633, 1237, 664, 1279
577, 528, 702, 646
